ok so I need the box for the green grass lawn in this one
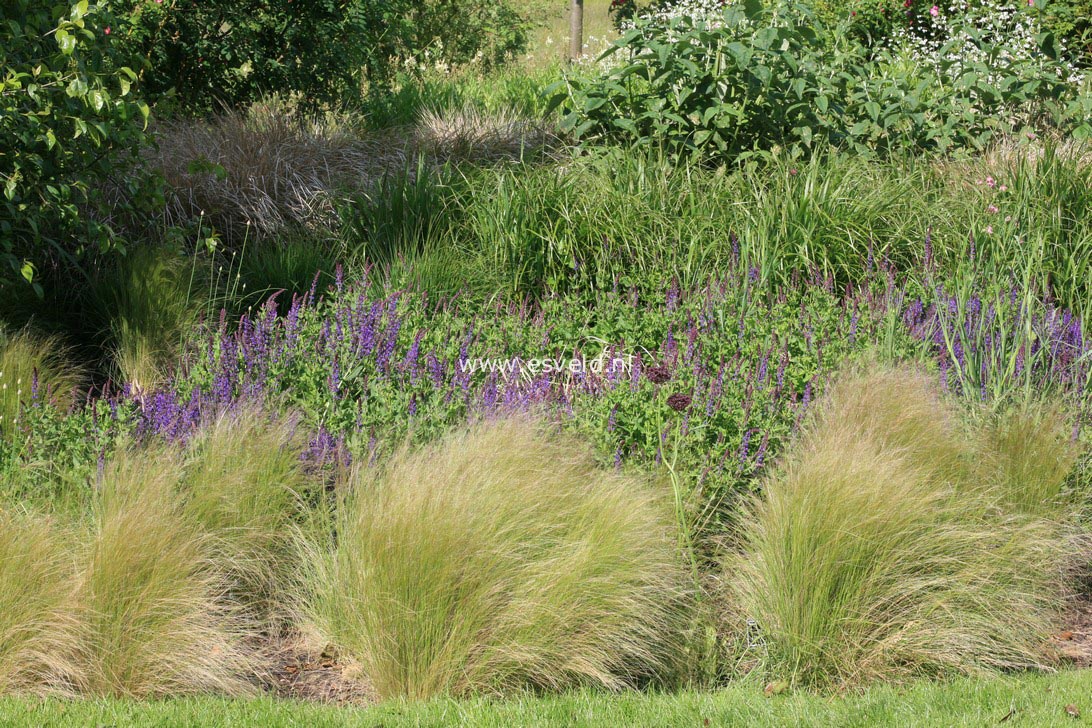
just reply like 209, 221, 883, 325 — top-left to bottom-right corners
3, 671, 1088, 727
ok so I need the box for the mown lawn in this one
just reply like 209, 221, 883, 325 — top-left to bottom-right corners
3, 670, 1088, 727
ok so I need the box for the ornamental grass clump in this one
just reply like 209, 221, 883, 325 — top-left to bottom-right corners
0, 327, 81, 440
301, 417, 686, 700
731, 365, 1071, 690
180, 408, 317, 627
74, 449, 256, 698
0, 511, 81, 696
973, 403, 1084, 519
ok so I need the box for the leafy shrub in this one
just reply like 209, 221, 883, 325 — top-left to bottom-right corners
893, 0, 1084, 84
0, 511, 81, 696
302, 418, 685, 699
0, 0, 157, 290
383, 0, 534, 77
555, 0, 1091, 160
109, 0, 534, 113
108, 0, 375, 113
730, 365, 1069, 688
1042, 0, 1092, 64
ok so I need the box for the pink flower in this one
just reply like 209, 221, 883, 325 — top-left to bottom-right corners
104, 26, 111, 34
985, 176, 996, 188
987, 205, 999, 214
930, 5, 939, 16
986, 225, 994, 234
999, 184, 1008, 192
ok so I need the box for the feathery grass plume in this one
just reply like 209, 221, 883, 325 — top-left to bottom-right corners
86, 247, 199, 391
807, 364, 974, 486
974, 402, 1084, 519
0, 327, 81, 441
181, 408, 316, 627
0, 510, 81, 696
731, 365, 1067, 690
74, 447, 256, 698
301, 417, 686, 700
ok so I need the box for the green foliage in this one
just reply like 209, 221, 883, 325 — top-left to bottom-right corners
301, 418, 685, 699
108, 0, 375, 112
109, 0, 535, 113
731, 366, 1071, 689
554, 0, 1090, 160
235, 235, 337, 313
1042, 0, 1092, 63
84, 246, 200, 389
810, 0, 903, 46
0, 328, 82, 442
0, 0, 157, 289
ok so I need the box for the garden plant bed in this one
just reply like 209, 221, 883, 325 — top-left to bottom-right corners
2, 0, 1092, 723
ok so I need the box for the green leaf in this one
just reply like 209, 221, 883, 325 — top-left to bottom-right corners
56, 28, 76, 55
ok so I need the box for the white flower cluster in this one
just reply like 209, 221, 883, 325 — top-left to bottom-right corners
628, 0, 736, 30
891, 1, 1084, 86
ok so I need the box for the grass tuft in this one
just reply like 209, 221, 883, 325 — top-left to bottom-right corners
301, 417, 686, 700
181, 408, 316, 627
86, 247, 200, 391
74, 448, 257, 698
0, 328, 81, 441
0, 510, 81, 696
415, 105, 558, 164
731, 365, 1071, 689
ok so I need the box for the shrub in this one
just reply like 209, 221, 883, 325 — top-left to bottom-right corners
0, 511, 81, 696
0, 328, 82, 442
301, 418, 685, 700
0, 1, 157, 290
731, 365, 1069, 689
109, 0, 534, 113
1042, 0, 1092, 64
108, 0, 374, 113
555, 0, 1091, 161
74, 448, 255, 697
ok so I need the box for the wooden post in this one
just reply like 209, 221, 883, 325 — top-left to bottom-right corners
569, 0, 584, 63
